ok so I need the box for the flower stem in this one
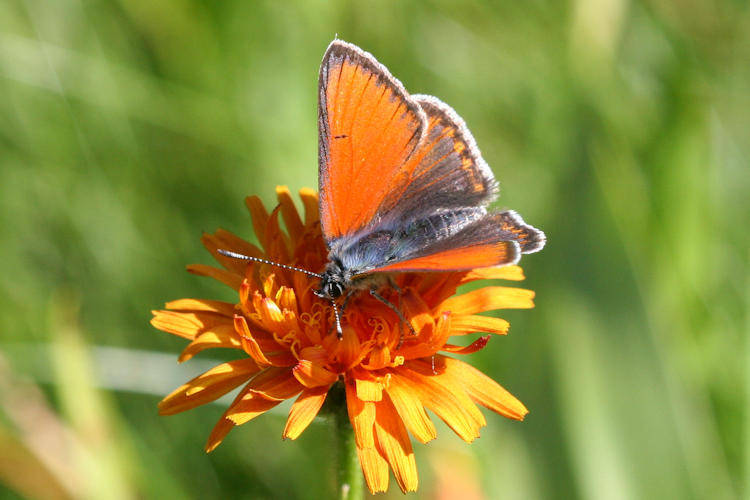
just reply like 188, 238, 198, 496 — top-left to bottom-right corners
331, 384, 364, 500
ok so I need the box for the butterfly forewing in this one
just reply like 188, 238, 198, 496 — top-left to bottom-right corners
318, 40, 425, 242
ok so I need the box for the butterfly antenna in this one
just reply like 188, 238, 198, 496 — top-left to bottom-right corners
217, 249, 324, 279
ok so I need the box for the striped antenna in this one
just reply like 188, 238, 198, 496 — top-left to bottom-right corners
218, 249, 344, 338
217, 249, 324, 279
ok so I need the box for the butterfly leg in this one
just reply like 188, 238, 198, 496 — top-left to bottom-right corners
329, 292, 356, 340
369, 288, 417, 338
385, 278, 418, 343
388, 276, 417, 350
331, 300, 343, 339
387, 277, 403, 295
340, 290, 354, 317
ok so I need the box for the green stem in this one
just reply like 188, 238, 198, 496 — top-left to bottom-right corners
331, 384, 364, 500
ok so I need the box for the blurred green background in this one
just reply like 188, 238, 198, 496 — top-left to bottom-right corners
0, 0, 746, 499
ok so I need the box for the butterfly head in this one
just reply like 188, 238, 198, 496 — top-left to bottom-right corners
314, 257, 350, 300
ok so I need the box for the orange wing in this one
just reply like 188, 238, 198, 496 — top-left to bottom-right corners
318, 41, 502, 245
373, 241, 519, 273
318, 40, 426, 241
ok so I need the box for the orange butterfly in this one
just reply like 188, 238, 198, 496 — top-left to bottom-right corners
222, 39, 545, 335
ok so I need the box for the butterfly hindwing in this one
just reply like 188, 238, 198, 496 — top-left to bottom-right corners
360, 212, 522, 273
340, 209, 544, 275
497, 210, 546, 254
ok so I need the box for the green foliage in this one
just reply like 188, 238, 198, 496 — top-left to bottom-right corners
0, 0, 746, 498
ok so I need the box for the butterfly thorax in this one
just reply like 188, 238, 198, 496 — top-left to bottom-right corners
314, 259, 349, 300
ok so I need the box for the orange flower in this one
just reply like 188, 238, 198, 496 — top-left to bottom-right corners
151, 186, 534, 493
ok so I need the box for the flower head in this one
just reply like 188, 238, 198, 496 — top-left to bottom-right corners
151, 186, 534, 493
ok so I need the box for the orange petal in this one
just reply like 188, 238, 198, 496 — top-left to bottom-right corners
282, 385, 330, 440
159, 358, 260, 415
298, 345, 330, 364
449, 314, 509, 336
263, 351, 298, 367
327, 325, 364, 370
294, 274, 319, 323
238, 280, 252, 314
293, 359, 338, 388
245, 195, 270, 250
396, 364, 485, 442
440, 286, 535, 315
357, 446, 389, 494
225, 392, 283, 425
164, 299, 236, 316
362, 344, 393, 370
425, 311, 453, 352
263, 206, 291, 263
442, 336, 491, 355
152, 308, 234, 338
397, 311, 452, 360
178, 324, 242, 362
385, 375, 436, 444
258, 296, 282, 323
205, 384, 253, 452
212, 228, 263, 258
257, 297, 299, 335
298, 187, 319, 226
261, 272, 278, 298
276, 286, 299, 317
374, 398, 418, 493
234, 315, 272, 366
411, 273, 462, 305
440, 356, 528, 420
205, 417, 235, 453
201, 231, 261, 276
370, 345, 398, 370
345, 379, 375, 449
276, 186, 305, 244
187, 264, 243, 290
246, 367, 302, 400
150, 310, 201, 340
355, 375, 384, 402
225, 369, 301, 425
462, 265, 525, 283
400, 287, 434, 334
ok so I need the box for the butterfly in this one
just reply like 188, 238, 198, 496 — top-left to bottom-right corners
221, 39, 545, 336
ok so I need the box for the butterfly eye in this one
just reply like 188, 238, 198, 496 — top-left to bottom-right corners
327, 282, 344, 299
